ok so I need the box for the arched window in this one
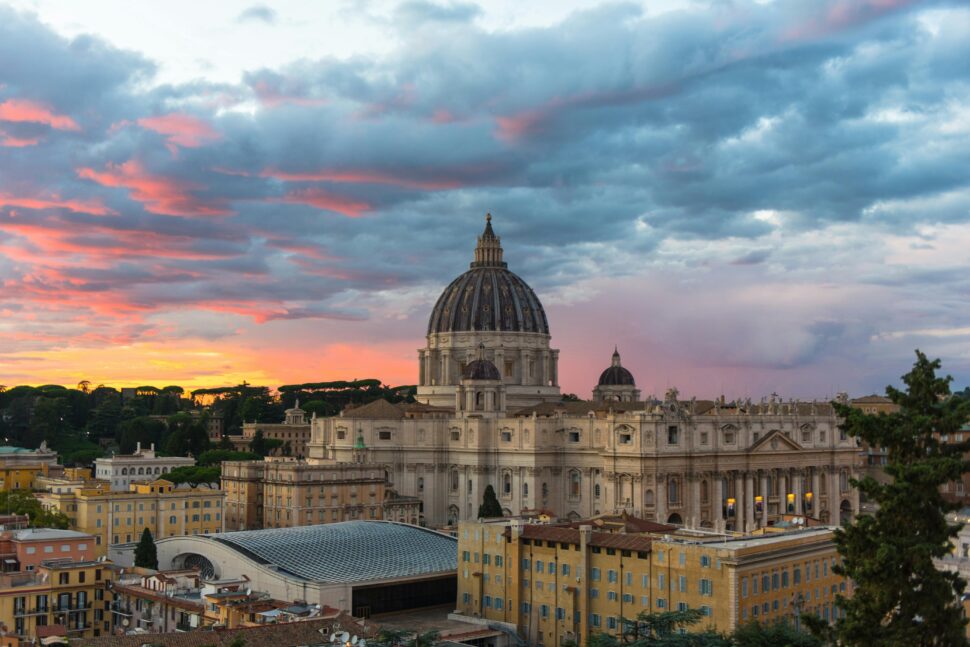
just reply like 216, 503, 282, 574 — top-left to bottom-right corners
476, 392, 484, 408
594, 483, 601, 498
569, 471, 581, 498
840, 470, 848, 493
154, 467, 160, 474
450, 469, 459, 491
121, 468, 128, 476
138, 467, 144, 475
700, 480, 709, 504
668, 477, 680, 504
644, 489, 655, 506
522, 483, 529, 497
503, 472, 512, 496
541, 482, 549, 499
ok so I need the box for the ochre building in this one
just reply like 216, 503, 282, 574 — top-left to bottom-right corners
37, 480, 224, 555
221, 457, 420, 531
456, 518, 846, 645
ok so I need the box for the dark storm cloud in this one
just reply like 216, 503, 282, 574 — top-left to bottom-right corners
2, 1, 970, 387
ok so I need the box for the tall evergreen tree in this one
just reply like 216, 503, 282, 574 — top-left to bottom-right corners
134, 527, 158, 570
808, 351, 970, 646
478, 484, 503, 518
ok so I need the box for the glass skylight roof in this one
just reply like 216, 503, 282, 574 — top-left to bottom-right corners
207, 521, 457, 583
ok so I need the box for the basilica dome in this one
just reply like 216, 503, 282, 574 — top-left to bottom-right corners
427, 215, 549, 335
598, 348, 636, 386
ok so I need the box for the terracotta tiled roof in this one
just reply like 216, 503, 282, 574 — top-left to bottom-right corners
511, 525, 653, 552
341, 399, 405, 419
565, 513, 675, 534
70, 614, 370, 647
851, 395, 893, 404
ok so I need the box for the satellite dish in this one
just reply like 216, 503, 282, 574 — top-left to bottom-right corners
341, 632, 350, 643
330, 634, 337, 642
352, 636, 359, 645
122, 619, 130, 627
359, 640, 366, 647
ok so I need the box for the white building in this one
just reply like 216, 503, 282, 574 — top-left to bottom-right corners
307, 216, 861, 530
95, 443, 194, 491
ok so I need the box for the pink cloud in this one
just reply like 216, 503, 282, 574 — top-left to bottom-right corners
0, 127, 41, 147
271, 187, 370, 218
0, 99, 79, 131
0, 193, 116, 216
251, 80, 327, 108
780, 0, 915, 43
77, 160, 232, 217
137, 113, 221, 152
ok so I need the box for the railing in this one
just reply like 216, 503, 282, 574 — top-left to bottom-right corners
176, 621, 193, 632
13, 607, 49, 616
53, 602, 92, 612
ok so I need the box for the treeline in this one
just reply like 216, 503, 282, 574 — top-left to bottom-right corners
0, 379, 414, 465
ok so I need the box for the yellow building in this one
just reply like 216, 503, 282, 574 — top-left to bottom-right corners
221, 458, 420, 531
0, 467, 43, 493
455, 519, 846, 645
36, 479, 225, 556
0, 559, 114, 642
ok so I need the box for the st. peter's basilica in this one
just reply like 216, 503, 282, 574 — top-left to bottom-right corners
307, 216, 860, 530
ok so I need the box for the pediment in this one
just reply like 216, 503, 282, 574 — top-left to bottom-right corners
750, 429, 801, 452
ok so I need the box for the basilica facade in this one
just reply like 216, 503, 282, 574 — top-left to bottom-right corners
306, 217, 860, 530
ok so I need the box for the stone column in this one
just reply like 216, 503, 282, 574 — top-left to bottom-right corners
779, 471, 788, 514
442, 350, 451, 385
811, 469, 821, 517
656, 476, 667, 523
760, 472, 769, 527
712, 475, 723, 532
734, 473, 745, 532
794, 470, 803, 515
690, 476, 701, 529
745, 472, 755, 532
830, 469, 841, 523
419, 350, 427, 385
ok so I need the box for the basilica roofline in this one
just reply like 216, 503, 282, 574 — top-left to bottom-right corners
331, 396, 836, 420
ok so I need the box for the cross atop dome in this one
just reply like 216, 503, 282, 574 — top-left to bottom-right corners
472, 212, 507, 268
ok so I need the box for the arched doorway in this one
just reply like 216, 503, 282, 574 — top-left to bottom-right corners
840, 500, 853, 525
667, 513, 683, 525
700, 520, 713, 529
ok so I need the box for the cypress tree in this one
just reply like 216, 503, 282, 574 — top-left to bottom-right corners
478, 484, 503, 518
134, 527, 158, 570
809, 351, 970, 645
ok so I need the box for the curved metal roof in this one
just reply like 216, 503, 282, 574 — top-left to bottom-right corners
206, 521, 456, 583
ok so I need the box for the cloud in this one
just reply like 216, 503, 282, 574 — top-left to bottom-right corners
1, 1, 970, 394
236, 5, 278, 25
0, 98, 79, 131
394, 1, 482, 25
137, 113, 221, 152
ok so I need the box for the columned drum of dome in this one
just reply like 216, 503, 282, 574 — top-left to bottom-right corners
417, 214, 561, 410
592, 348, 641, 402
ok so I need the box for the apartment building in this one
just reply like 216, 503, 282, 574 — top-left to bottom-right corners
94, 443, 194, 492
0, 559, 114, 642
111, 568, 208, 633
221, 458, 420, 531
455, 519, 846, 645
37, 480, 225, 556
0, 529, 97, 572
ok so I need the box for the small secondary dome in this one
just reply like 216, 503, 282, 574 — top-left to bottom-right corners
463, 344, 501, 381
598, 348, 636, 386
427, 214, 549, 335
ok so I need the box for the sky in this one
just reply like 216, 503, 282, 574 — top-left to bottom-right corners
1, 0, 969, 400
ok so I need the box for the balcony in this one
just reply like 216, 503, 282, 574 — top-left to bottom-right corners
13, 607, 50, 616
53, 602, 92, 613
